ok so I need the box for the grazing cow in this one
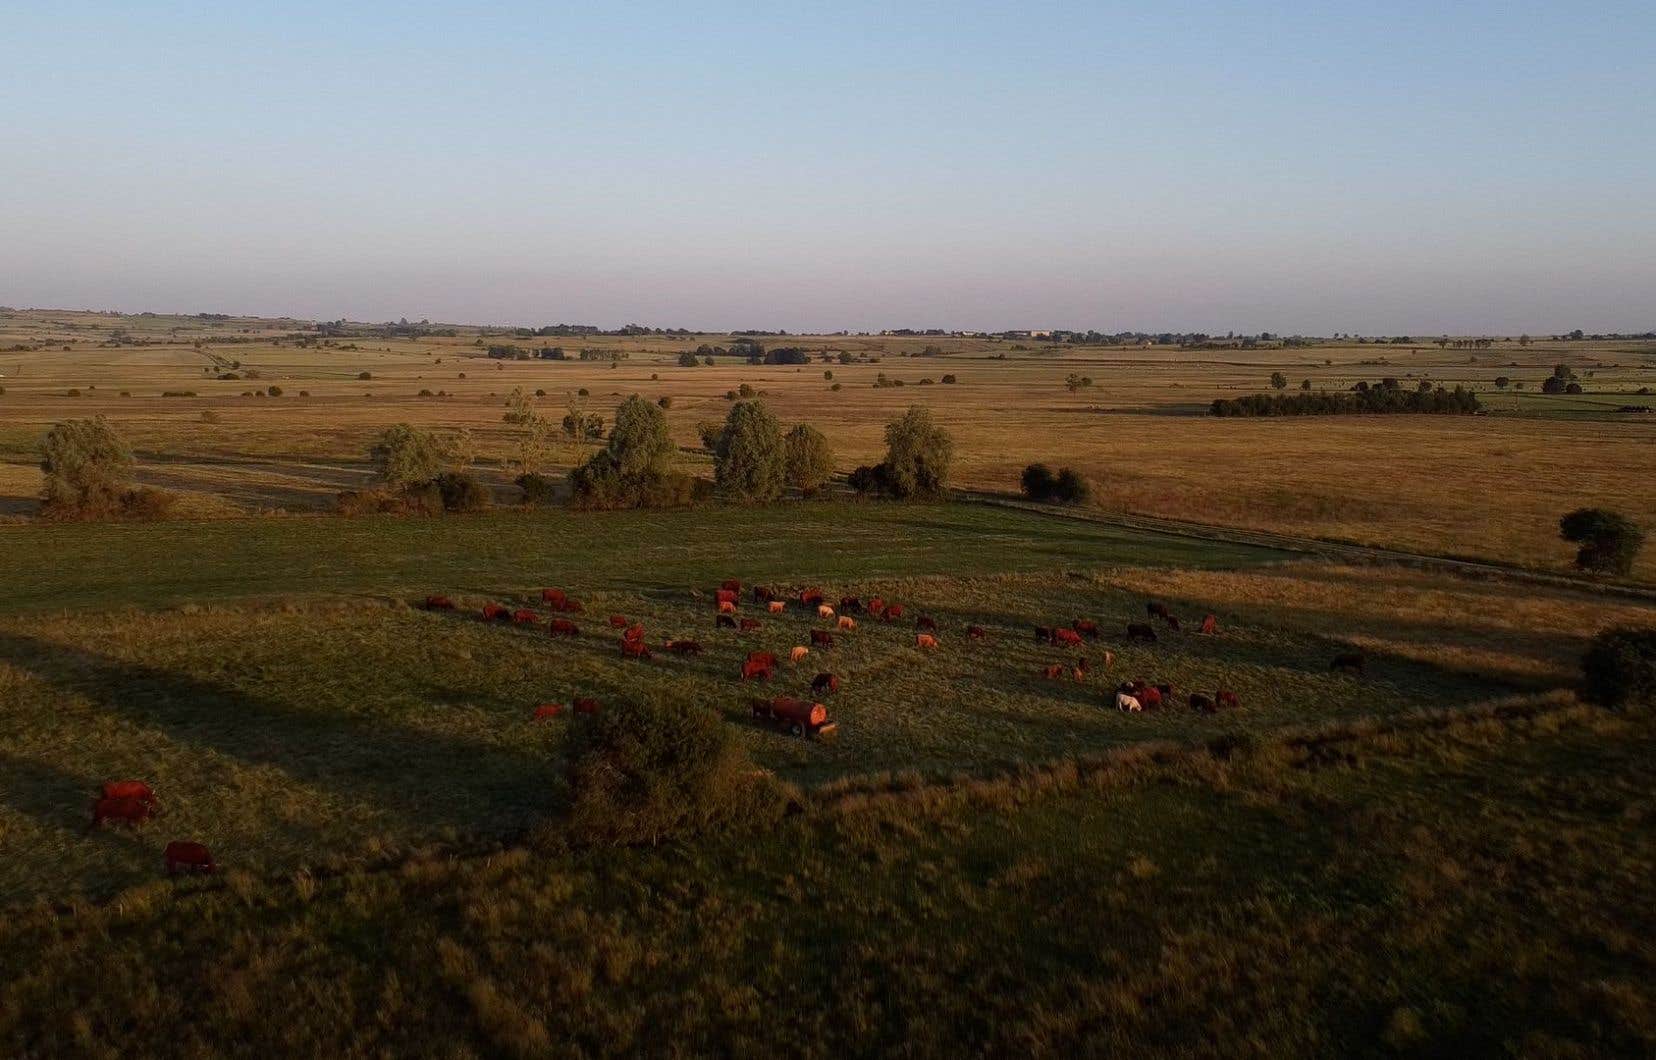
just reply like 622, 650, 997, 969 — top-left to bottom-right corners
789, 646, 811, 664
839, 596, 861, 613
164, 841, 215, 875
621, 638, 652, 660
1164, 615, 1181, 632
665, 639, 703, 655
1331, 652, 1366, 676
1034, 625, 1053, 643
740, 617, 761, 632
608, 614, 629, 629
512, 609, 538, 625
423, 594, 456, 611
1147, 601, 1171, 621
721, 579, 742, 594
916, 615, 937, 632
548, 618, 579, 637
1136, 685, 1163, 710
811, 629, 834, 648
812, 672, 841, 694
837, 616, 856, 632
1043, 663, 1064, 680
574, 697, 600, 715
1189, 692, 1215, 714
1073, 619, 1100, 639
1216, 689, 1240, 709
817, 604, 835, 620
91, 796, 152, 829
1072, 658, 1089, 682
866, 596, 886, 618
482, 603, 511, 622
768, 600, 785, 614
752, 585, 774, 602
1115, 690, 1143, 713
1156, 683, 1174, 700
741, 651, 777, 681
884, 604, 905, 622
966, 624, 986, 641
540, 588, 567, 606
800, 588, 825, 607
716, 614, 737, 629
560, 600, 585, 614
915, 633, 938, 650
533, 703, 564, 720
622, 622, 646, 642
718, 600, 738, 615
1126, 623, 1157, 643
102, 780, 157, 806
1052, 628, 1083, 648
716, 589, 738, 607
1199, 613, 1219, 636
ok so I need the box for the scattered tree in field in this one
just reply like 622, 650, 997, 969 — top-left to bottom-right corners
783, 424, 834, 496
1565, 382, 1583, 394
1559, 508, 1644, 576
1270, 371, 1288, 390
1580, 627, 1656, 708
569, 395, 695, 508
1300, 379, 1312, 391
1021, 463, 1088, 504
1542, 376, 1566, 394
1494, 376, 1510, 389
714, 401, 786, 502
434, 471, 490, 512
371, 424, 453, 488
1052, 467, 1090, 504
1021, 463, 1057, 500
881, 406, 954, 498
678, 351, 700, 367
40, 417, 134, 514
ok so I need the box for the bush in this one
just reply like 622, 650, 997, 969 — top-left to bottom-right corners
1565, 382, 1583, 394
657, 396, 673, 409
1559, 508, 1644, 575
568, 395, 684, 509
1052, 467, 1090, 504
370, 424, 452, 487
1021, 463, 1058, 501
357, 371, 372, 381
941, 374, 957, 384
566, 696, 782, 846
39, 417, 134, 514
695, 420, 722, 451
881, 406, 954, 498
1210, 386, 1480, 417
677, 351, 700, 367
1270, 371, 1288, 390
784, 423, 833, 496
434, 471, 491, 513
714, 400, 786, 501
266, 385, 283, 397
1581, 628, 1656, 709
847, 463, 894, 496
1541, 376, 1566, 395
515, 472, 558, 506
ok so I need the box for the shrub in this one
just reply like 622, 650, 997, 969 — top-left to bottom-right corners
266, 385, 283, 397
39, 417, 134, 513
678, 351, 700, 367
568, 395, 684, 509
566, 696, 782, 846
1565, 382, 1583, 394
738, 383, 755, 398
1559, 508, 1644, 575
847, 463, 893, 496
657, 396, 673, 409
535, 388, 547, 397
66, 389, 81, 397
418, 389, 435, 398
695, 420, 722, 451
881, 406, 954, 498
370, 424, 452, 488
515, 472, 558, 506
830, 382, 842, 391
434, 471, 491, 513
299, 390, 310, 397
1210, 386, 1480, 417
941, 374, 957, 384
784, 423, 834, 496
1052, 467, 1090, 504
1021, 463, 1057, 501
1541, 376, 1566, 395
1580, 627, 1656, 709
357, 371, 372, 381
1270, 371, 1288, 390
714, 400, 787, 501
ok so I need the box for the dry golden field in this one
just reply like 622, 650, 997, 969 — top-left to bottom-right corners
1, 308, 1652, 577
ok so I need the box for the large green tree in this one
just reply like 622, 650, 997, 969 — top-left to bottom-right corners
783, 424, 834, 496
714, 401, 786, 501
882, 406, 954, 498
40, 417, 134, 511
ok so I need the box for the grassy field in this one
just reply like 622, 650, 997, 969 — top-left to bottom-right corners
3, 694, 1650, 1056
2, 308, 1652, 578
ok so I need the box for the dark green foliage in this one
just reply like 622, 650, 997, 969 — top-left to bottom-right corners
1022, 463, 1088, 504
783, 423, 833, 495
678, 351, 700, 367
1565, 382, 1583, 394
1052, 467, 1090, 504
715, 401, 786, 501
39, 417, 134, 513
1210, 386, 1481, 417
569, 396, 693, 509
1581, 627, 1656, 708
1542, 376, 1566, 395
371, 424, 451, 487
881, 406, 954, 498
565, 696, 782, 846
1559, 508, 1644, 575
515, 473, 558, 506
1020, 463, 1057, 500
1269, 371, 1287, 390
434, 472, 490, 513
847, 463, 893, 496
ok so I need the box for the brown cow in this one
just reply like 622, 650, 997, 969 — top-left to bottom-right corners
164, 841, 215, 875
915, 633, 938, 650
102, 780, 157, 806
607, 614, 629, 629
511, 609, 538, 625
1216, 689, 1240, 709
560, 600, 585, 614
837, 615, 856, 631
812, 672, 841, 694
838, 596, 861, 613
716, 614, 738, 629
1147, 601, 1171, 621
915, 614, 937, 632
1126, 623, 1157, 643
574, 697, 600, 715
768, 600, 785, 614
810, 629, 834, 648
1136, 684, 1163, 710
741, 651, 777, 681
966, 624, 986, 641
1189, 692, 1215, 714
423, 594, 456, 611
1034, 625, 1053, 643
721, 579, 742, 594
1052, 628, 1083, 648
789, 646, 810, 664
540, 588, 567, 606
866, 596, 886, 618
549, 618, 579, 637
817, 604, 835, 620
1164, 615, 1181, 632
800, 588, 825, 607
621, 639, 652, 660
1042, 663, 1064, 680
91, 796, 152, 829
884, 604, 905, 621
716, 589, 738, 606
1073, 619, 1099, 639
1072, 658, 1090, 682
1199, 613, 1219, 635
752, 585, 776, 603
665, 639, 703, 655
1331, 653, 1366, 676
482, 603, 511, 622
533, 703, 564, 720
740, 617, 761, 632
718, 600, 737, 615
623, 623, 646, 642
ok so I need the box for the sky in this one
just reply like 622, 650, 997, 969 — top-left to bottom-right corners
2, 1, 1653, 334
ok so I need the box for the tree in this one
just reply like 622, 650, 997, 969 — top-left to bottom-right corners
569, 395, 687, 508
371, 424, 453, 488
1541, 376, 1566, 395
40, 417, 134, 512
1021, 463, 1057, 501
1270, 371, 1288, 390
1052, 467, 1090, 504
882, 406, 954, 498
782, 423, 833, 496
1300, 379, 1312, 391
1565, 382, 1583, 394
677, 351, 700, 367
1559, 508, 1644, 576
605, 394, 676, 482
1494, 376, 1510, 389
1580, 627, 1656, 708
714, 400, 786, 502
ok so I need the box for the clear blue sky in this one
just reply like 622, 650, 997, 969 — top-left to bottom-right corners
3, 1, 1652, 333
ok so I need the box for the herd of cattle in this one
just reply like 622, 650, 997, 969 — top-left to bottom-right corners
86, 580, 1371, 876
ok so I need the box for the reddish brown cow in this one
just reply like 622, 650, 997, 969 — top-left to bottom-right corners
164, 841, 215, 875
560, 600, 585, 614
623, 623, 646, 643
1147, 601, 1171, 621
800, 588, 824, 607
1042, 663, 1064, 680
665, 639, 703, 655
966, 625, 986, 641
482, 603, 511, 622
1199, 613, 1219, 635
915, 614, 937, 632
915, 633, 938, 650
1072, 658, 1090, 682
839, 596, 861, 613
573, 697, 600, 715
866, 596, 886, 618
810, 629, 834, 648
540, 588, 567, 606
812, 672, 841, 694
1189, 692, 1215, 713
607, 614, 629, 629
511, 609, 538, 625
767, 600, 785, 614
884, 604, 905, 621
1052, 628, 1083, 648
102, 780, 157, 805
621, 639, 652, 660
721, 579, 742, 594
1073, 619, 1100, 639
1216, 689, 1240, 709
716, 589, 738, 606
741, 652, 777, 681
91, 796, 152, 828
548, 618, 579, 637
423, 594, 456, 611
718, 600, 737, 615
740, 617, 761, 632
533, 703, 564, 720
752, 585, 776, 603
1136, 684, 1163, 710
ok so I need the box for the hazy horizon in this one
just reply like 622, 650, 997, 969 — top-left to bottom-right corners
5, 2, 1653, 335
